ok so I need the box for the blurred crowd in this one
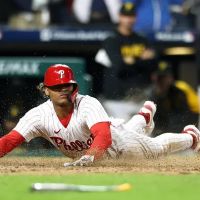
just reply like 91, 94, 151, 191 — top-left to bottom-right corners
0, 0, 197, 32
0, 0, 200, 145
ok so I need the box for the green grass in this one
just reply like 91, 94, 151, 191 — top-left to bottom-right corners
0, 174, 199, 200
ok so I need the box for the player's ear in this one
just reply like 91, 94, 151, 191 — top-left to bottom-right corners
44, 87, 50, 96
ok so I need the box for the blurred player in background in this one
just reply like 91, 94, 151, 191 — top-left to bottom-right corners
0, 64, 199, 167
95, 2, 156, 100
147, 61, 199, 136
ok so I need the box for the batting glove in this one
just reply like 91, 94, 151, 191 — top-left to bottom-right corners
63, 155, 94, 167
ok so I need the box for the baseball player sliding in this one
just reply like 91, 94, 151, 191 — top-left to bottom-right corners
0, 64, 199, 167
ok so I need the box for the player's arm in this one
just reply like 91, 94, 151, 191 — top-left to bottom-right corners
64, 97, 112, 167
0, 130, 25, 157
103, 35, 124, 70
83, 99, 112, 160
86, 121, 112, 159
64, 122, 112, 167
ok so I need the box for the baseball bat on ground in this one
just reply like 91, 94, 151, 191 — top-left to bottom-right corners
31, 183, 132, 192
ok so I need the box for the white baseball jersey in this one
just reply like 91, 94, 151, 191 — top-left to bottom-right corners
14, 94, 112, 158
14, 94, 193, 159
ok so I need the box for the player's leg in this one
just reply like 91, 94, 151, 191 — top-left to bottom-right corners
123, 101, 156, 136
150, 125, 200, 156
182, 125, 200, 149
117, 125, 199, 159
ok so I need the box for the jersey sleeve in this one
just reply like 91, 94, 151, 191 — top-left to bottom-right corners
87, 122, 112, 159
0, 130, 25, 157
81, 96, 110, 129
13, 108, 42, 142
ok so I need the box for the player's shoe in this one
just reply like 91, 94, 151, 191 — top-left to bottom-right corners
182, 125, 200, 149
138, 101, 157, 135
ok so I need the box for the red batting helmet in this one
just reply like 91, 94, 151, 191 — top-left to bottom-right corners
44, 64, 77, 86
44, 64, 78, 102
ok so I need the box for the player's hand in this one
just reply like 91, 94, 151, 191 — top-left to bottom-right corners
63, 155, 94, 167
140, 49, 155, 60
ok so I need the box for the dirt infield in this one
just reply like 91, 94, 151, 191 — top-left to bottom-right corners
1, 154, 200, 175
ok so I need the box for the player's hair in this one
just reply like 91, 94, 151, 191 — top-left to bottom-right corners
37, 82, 49, 99
37, 82, 78, 102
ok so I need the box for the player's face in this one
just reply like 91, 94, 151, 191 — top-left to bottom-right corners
45, 83, 74, 106
119, 15, 136, 29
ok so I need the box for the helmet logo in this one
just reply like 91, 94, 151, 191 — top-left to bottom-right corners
58, 70, 65, 78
